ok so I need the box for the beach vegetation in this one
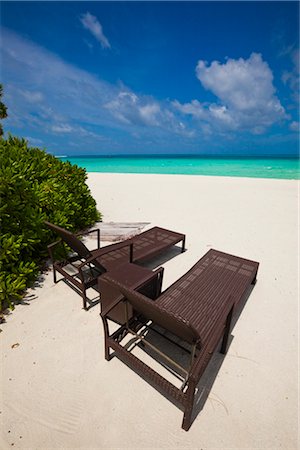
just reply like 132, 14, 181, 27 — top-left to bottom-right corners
0, 135, 100, 311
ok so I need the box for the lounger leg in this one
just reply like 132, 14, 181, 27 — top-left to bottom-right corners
251, 271, 258, 285
181, 237, 186, 253
82, 290, 87, 310
156, 268, 164, 298
101, 316, 111, 361
220, 305, 234, 354
53, 267, 57, 284
182, 379, 196, 431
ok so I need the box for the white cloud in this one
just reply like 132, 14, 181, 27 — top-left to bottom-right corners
175, 53, 287, 134
139, 103, 161, 126
21, 90, 44, 103
289, 121, 299, 132
1, 28, 295, 153
51, 124, 73, 133
172, 99, 207, 119
281, 48, 299, 103
105, 91, 174, 130
1, 28, 189, 144
196, 54, 277, 111
1, 28, 120, 131
80, 12, 111, 49
104, 92, 139, 124
208, 104, 235, 127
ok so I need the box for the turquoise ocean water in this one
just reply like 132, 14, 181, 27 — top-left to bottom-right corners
59, 156, 299, 179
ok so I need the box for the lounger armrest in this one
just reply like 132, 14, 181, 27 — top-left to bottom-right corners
76, 256, 102, 282
77, 241, 134, 270
75, 228, 100, 249
188, 299, 234, 384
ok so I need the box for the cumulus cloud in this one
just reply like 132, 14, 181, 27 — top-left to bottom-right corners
197, 54, 276, 111
104, 91, 190, 135
105, 92, 139, 124
173, 99, 207, 120
80, 12, 111, 49
175, 53, 287, 134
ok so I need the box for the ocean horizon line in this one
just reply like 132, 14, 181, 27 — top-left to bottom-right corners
56, 154, 300, 160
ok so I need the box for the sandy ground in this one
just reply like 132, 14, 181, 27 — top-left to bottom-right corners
0, 173, 298, 449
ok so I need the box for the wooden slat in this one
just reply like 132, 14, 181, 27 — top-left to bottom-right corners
89, 222, 150, 242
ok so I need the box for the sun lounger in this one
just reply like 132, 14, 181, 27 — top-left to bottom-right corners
100, 248, 259, 430
45, 222, 185, 309
128, 226, 185, 263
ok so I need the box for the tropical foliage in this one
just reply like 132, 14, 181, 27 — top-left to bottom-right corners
0, 136, 100, 310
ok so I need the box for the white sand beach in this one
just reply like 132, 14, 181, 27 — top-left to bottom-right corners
1, 173, 298, 449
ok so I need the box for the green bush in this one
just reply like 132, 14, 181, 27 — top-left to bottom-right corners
0, 136, 101, 310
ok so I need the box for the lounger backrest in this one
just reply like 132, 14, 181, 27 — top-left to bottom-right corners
103, 275, 201, 345
45, 221, 92, 259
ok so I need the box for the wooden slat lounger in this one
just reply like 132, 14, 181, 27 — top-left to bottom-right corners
101, 248, 259, 431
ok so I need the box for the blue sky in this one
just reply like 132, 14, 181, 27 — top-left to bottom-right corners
1, 1, 299, 156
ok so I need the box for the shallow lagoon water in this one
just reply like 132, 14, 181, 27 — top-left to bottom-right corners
59, 155, 299, 179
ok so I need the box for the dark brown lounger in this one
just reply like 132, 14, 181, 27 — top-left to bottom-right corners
128, 226, 185, 264
45, 221, 185, 309
101, 248, 259, 431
